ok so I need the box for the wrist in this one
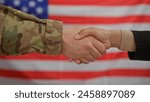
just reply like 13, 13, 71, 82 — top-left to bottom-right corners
43, 20, 63, 54
109, 30, 122, 48
119, 30, 136, 51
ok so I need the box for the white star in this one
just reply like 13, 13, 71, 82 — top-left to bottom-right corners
0, 0, 5, 4
36, 7, 43, 14
21, 6, 28, 12
13, 0, 21, 6
28, 0, 36, 7
37, 0, 44, 2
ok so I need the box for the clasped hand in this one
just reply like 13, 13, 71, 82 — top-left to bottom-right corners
62, 27, 112, 64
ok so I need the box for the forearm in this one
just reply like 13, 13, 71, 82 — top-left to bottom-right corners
0, 5, 63, 55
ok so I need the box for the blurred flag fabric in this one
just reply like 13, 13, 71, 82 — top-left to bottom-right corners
0, 0, 150, 84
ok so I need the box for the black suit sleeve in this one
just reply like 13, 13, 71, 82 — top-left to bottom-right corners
128, 31, 150, 60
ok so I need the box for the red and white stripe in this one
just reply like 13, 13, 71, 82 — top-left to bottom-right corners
0, 0, 150, 84
49, 0, 150, 30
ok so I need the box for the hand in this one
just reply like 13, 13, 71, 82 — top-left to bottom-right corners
70, 36, 107, 64
74, 27, 122, 49
73, 27, 110, 64
74, 27, 111, 49
72, 27, 121, 64
62, 26, 106, 64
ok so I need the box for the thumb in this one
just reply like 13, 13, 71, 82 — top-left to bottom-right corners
74, 34, 82, 40
74, 29, 91, 40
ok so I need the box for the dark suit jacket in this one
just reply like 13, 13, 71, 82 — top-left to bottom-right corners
128, 31, 150, 60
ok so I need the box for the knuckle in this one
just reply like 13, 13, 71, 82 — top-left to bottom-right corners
96, 53, 100, 57
101, 48, 106, 55
85, 43, 92, 49
92, 52, 99, 58
102, 46, 107, 54
96, 52, 101, 58
80, 53, 89, 58
89, 58, 95, 62
99, 54, 102, 58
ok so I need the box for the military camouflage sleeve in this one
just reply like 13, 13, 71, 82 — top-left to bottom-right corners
0, 5, 63, 55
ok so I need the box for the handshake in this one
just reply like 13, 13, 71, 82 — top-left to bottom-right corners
62, 27, 124, 64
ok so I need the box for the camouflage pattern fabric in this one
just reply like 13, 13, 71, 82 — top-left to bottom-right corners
0, 5, 63, 55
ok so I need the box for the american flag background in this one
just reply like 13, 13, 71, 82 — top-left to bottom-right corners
0, 0, 150, 84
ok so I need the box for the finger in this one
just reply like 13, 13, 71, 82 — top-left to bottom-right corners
90, 37, 106, 55
74, 55, 95, 63
90, 52, 101, 60
68, 59, 73, 62
89, 44, 101, 59
74, 27, 95, 39
86, 54, 96, 62
74, 27, 102, 40
74, 60, 82, 64
80, 58, 89, 64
